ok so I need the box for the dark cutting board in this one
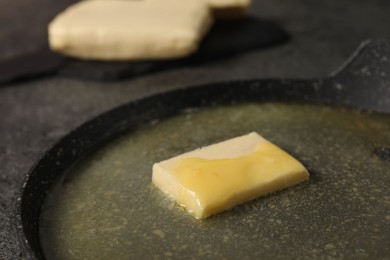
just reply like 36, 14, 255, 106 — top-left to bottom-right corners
0, 17, 289, 85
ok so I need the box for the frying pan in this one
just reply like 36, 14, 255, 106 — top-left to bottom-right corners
16, 39, 390, 259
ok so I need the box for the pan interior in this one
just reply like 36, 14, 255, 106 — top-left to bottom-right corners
40, 103, 390, 259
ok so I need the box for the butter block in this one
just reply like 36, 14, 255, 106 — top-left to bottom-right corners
48, 0, 213, 60
152, 132, 309, 219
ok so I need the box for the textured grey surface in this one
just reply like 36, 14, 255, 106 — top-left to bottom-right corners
1, 0, 390, 259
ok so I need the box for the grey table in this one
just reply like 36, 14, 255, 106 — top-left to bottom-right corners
1, 0, 390, 258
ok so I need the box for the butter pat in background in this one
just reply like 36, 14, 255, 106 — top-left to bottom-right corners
83, 0, 252, 18
48, 0, 213, 60
152, 132, 309, 219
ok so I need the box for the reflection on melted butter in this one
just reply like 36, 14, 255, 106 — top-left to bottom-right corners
173, 142, 308, 218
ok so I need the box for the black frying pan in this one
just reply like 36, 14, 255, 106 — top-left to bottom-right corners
16, 39, 390, 259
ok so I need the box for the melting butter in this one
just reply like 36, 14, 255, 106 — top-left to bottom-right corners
152, 132, 309, 219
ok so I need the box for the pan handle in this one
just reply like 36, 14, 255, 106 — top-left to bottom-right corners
327, 39, 390, 112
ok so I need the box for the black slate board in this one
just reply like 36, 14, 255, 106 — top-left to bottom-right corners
0, 17, 289, 85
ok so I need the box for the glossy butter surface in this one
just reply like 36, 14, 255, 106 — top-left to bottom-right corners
152, 132, 309, 219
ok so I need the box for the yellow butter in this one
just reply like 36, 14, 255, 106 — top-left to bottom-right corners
152, 132, 309, 219
48, 0, 213, 60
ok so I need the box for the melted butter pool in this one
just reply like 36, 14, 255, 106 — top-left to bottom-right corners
40, 103, 390, 259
